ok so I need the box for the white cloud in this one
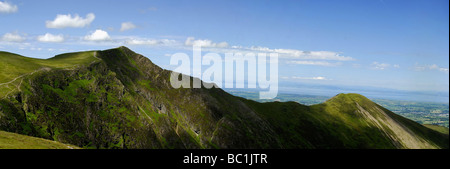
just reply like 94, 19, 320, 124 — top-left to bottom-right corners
84, 29, 111, 41
301, 51, 352, 61
292, 76, 328, 80
37, 33, 64, 43
371, 62, 390, 70
1, 32, 25, 42
185, 37, 229, 48
183, 37, 355, 62
46, 13, 95, 28
126, 39, 160, 45
120, 22, 137, 31
439, 68, 449, 73
228, 46, 354, 61
0, 1, 17, 13
287, 60, 342, 67
415, 64, 449, 73
246, 47, 354, 61
284, 76, 330, 80
30, 47, 42, 51
429, 64, 439, 70
125, 38, 177, 46
393, 64, 400, 68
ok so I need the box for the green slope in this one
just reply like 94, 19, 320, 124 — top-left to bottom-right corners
0, 47, 279, 149
242, 93, 448, 149
0, 130, 78, 149
0, 52, 43, 84
424, 124, 449, 135
0, 51, 99, 98
0, 51, 98, 82
0, 47, 447, 149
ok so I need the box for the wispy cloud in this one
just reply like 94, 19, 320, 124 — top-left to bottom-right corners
185, 37, 229, 48
371, 62, 390, 70
282, 76, 330, 80
121, 36, 179, 46
415, 64, 449, 73
0, 1, 18, 13
293, 76, 328, 80
126, 39, 160, 45
46, 13, 95, 28
243, 47, 354, 61
183, 37, 355, 64
139, 7, 158, 14
287, 60, 342, 67
369, 62, 401, 70
120, 22, 137, 31
439, 68, 449, 73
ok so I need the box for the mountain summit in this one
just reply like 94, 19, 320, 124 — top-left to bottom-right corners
0, 47, 448, 149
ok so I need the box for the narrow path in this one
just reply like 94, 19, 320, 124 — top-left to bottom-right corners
0, 74, 28, 86
93, 51, 99, 59
90, 51, 101, 64
0, 68, 45, 87
1, 68, 46, 99
1, 51, 100, 99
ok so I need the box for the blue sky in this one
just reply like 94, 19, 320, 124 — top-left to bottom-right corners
1, 0, 449, 101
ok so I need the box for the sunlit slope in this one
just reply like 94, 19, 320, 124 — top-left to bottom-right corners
242, 93, 449, 149
0, 52, 43, 84
0, 51, 99, 98
424, 124, 449, 135
0, 130, 78, 149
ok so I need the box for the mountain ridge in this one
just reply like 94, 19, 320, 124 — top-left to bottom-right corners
0, 47, 448, 149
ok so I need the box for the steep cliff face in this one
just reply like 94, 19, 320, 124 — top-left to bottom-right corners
0, 47, 448, 149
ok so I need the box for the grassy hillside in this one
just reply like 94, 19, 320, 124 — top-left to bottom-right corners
227, 90, 449, 128
241, 96, 398, 148
424, 124, 449, 135
0, 130, 77, 149
0, 47, 447, 149
0, 47, 279, 149
242, 93, 449, 149
0, 52, 43, 84
0, 51, 98, 82
0, 51, 99, 98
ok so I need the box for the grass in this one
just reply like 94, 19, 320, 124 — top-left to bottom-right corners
2, 47, 447, 149
0, 130, 78, 149
423, 124, 449, 135
43, 51, 99, 68
0, 51, 98, 83
0, 52, 43, 83
241, 93, 449, 148
0, 51, 99, 98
